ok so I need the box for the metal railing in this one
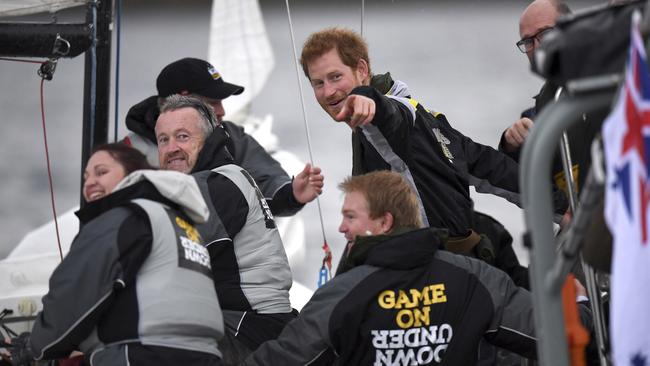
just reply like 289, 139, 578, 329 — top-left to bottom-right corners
520, 77, 617, 365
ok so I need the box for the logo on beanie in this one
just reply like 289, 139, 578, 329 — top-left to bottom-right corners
207, 65, 222, 81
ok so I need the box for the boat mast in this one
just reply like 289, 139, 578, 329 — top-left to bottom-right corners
80, 0, 113, 207
0, 0, 114, 208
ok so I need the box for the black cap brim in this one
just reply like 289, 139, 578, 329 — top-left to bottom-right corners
197, 81, 245, 100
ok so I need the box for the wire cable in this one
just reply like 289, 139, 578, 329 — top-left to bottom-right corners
283, 0, 332, 285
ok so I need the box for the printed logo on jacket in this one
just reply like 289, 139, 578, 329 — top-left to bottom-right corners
175, 216, 212, 277
372, 283, 452, 365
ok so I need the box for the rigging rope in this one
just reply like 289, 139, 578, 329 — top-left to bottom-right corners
40, 77, 64, 261
283, 0, 332, 287
113, 0, 123, 142
0, 57, 64, 261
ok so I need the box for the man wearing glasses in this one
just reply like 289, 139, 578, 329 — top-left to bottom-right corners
499, 0, 570, 161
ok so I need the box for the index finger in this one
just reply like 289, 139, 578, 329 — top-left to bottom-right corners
351, 97, 374, 128
335, 96, 354, 122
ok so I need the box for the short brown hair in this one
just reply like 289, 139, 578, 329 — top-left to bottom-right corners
92, 143, 153, 175
339, 171, 422, 230
300, 27, 371, 79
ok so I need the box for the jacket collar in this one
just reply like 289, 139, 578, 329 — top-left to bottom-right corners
370, 71, 413, 99
75, 180, 174, 224
190, 125, 235, 173
370, 72, 394, 95
337, 227, 448, 275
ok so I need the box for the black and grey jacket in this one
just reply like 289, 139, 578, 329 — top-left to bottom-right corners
190, 128, 292, 316
124, 95, 303, 216
354, 77, 566, 237
351, 82, 525, 237
243, 228, 537, 365
29, 170, 223, 365
370, 74, 530, 287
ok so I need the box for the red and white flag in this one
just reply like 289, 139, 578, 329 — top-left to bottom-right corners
603, 11, 650, 366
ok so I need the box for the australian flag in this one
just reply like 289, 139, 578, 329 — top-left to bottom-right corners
603, 11, 650, 366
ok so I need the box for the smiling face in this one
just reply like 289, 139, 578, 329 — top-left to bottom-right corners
155, 107, 206, 173
83, 151, 127, 202
307, 48, 369, 121
338, 191, 388, 245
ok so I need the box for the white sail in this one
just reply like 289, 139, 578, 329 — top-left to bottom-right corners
0, 208, 79, 331
208, 0, 275, 120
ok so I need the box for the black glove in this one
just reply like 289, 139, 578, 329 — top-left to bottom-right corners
9, 332, 34, 366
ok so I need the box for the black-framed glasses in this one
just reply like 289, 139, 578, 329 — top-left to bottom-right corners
516, 27, 554, 53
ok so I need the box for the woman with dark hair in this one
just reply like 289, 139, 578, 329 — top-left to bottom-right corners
9, 143, 225, 366
82, 143, 153, 202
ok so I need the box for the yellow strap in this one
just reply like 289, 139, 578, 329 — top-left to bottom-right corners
383, 89, 440, 117
407, 97, 442, 117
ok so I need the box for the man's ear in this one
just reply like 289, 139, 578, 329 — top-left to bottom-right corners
380, 212, 394, 234
356, 58, 370, 84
